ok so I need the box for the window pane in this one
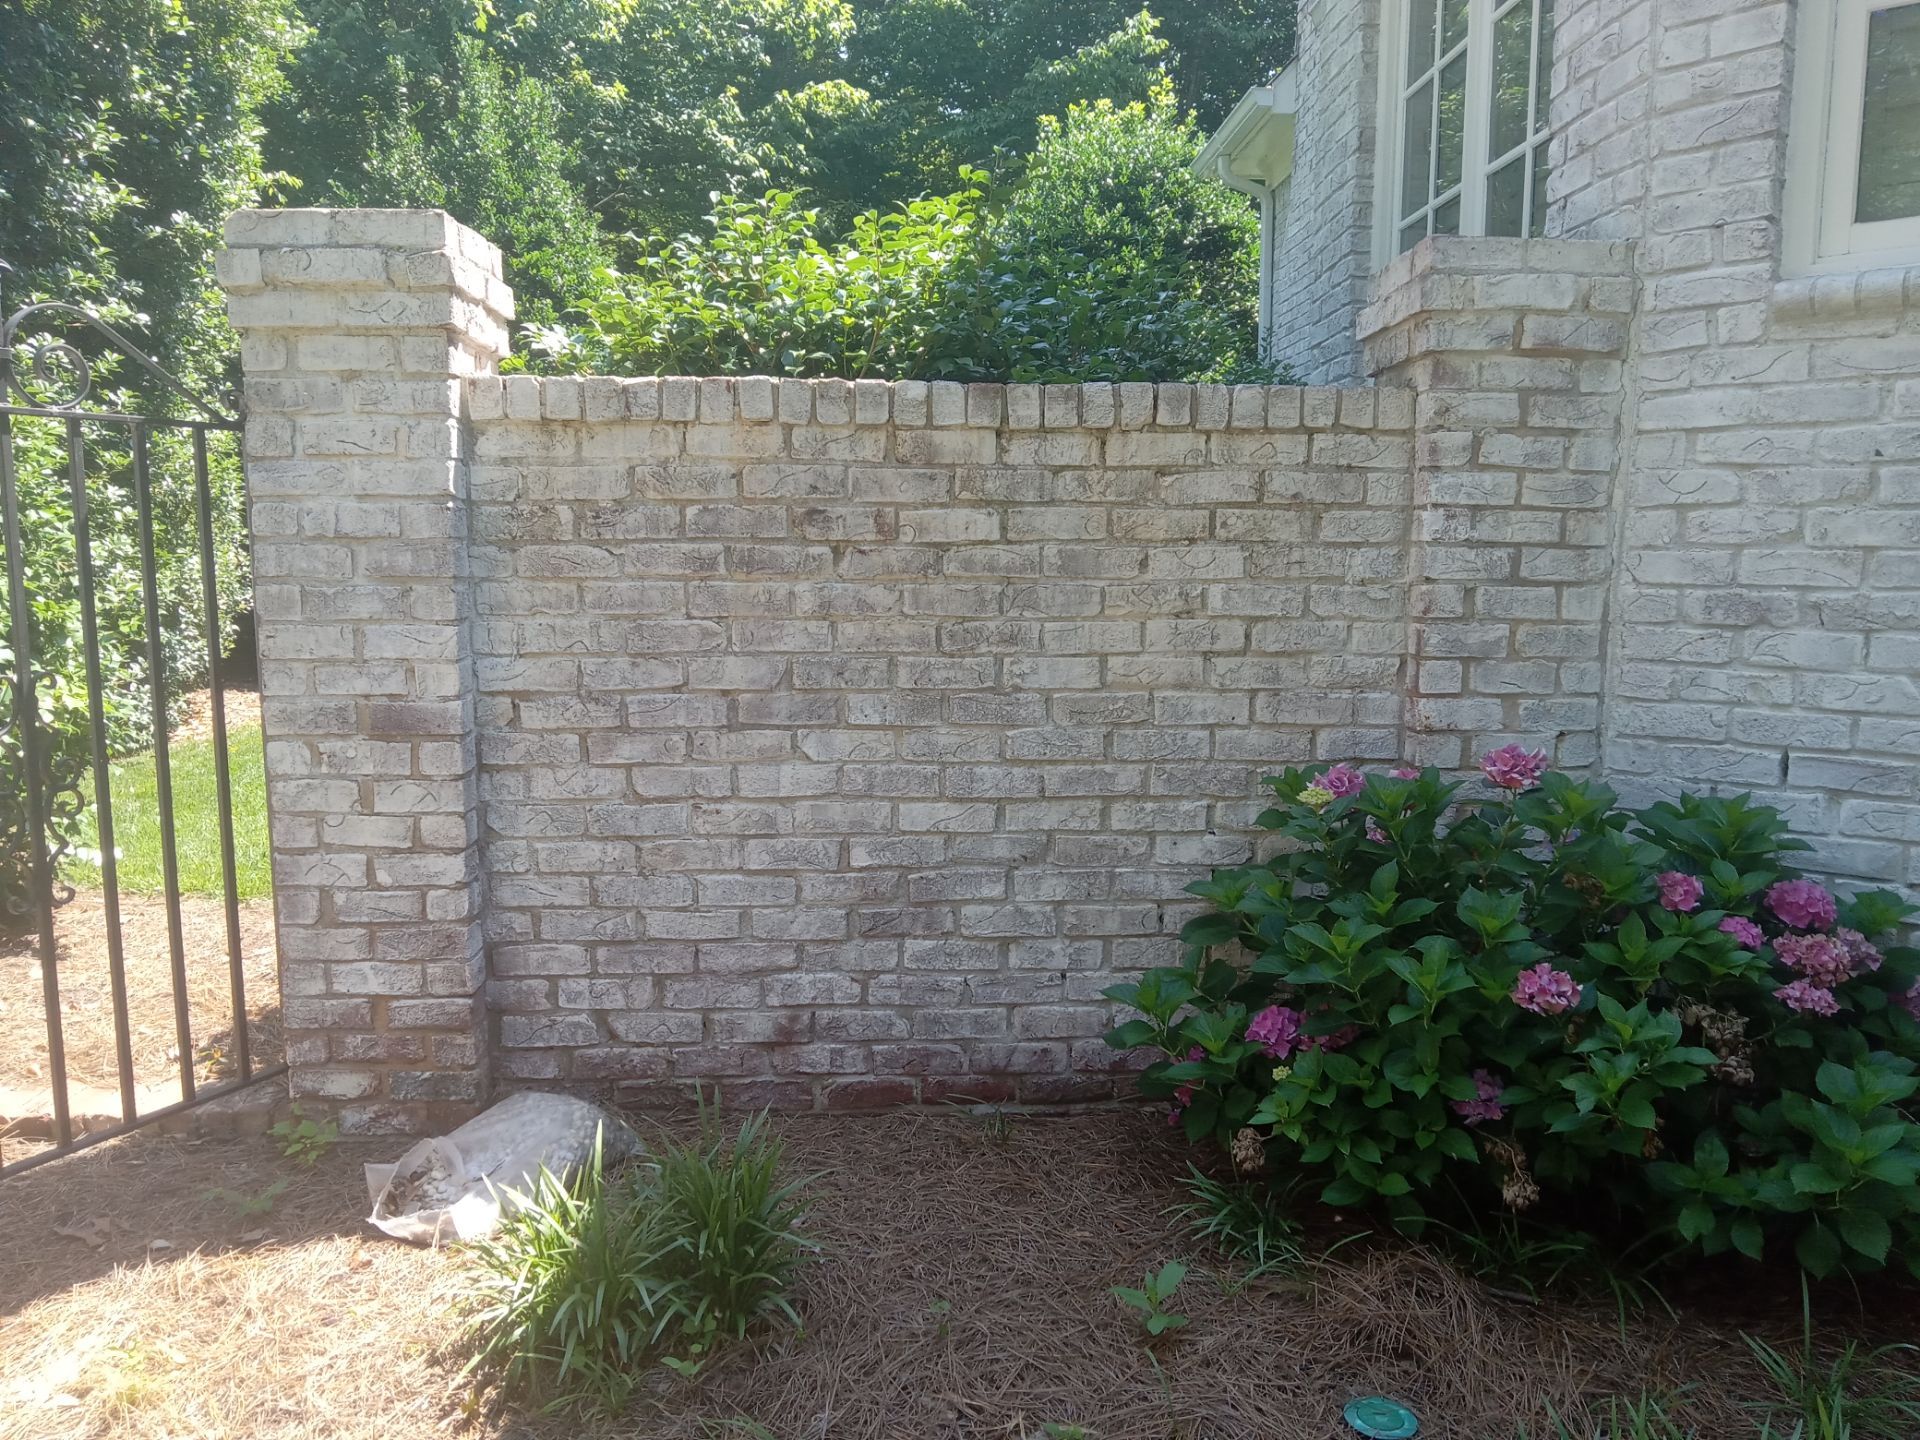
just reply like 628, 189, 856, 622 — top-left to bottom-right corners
1402, 78, 1435, 218
1408, 0, 1438, 82
1434, 195, 1462, 235
1437, 52, 1468, 191
1530, 141, 1551, 235
1533, 0, 1557, 135
1858, 4, 1920, 223
1399, 219, 1428, 254
1490, 1, 1535, 160
1488, 155, 1527, 234
1442, 0, 1469, 53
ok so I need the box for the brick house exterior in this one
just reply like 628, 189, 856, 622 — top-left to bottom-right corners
220, 0, 1917, 1125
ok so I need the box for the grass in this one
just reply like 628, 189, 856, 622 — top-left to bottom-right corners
462, 1113, 815, 1417
64, 721, 270, 901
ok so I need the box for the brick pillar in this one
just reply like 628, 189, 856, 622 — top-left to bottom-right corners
1358, 236, 1634, 772
218, 208, 513, 1132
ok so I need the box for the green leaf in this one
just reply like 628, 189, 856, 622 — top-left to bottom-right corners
1795, 1221, 1843, 1278
1837, 1208, 1892, 1263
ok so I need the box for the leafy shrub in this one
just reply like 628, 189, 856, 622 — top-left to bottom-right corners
553, 91, 1275, 384
463, 1113, 813, 1416
561, 179, 987, 378
1105, 753, 1920, 1278
932, 88, 1263, 383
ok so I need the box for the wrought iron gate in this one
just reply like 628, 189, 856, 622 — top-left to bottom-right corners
0, 262, 283, 1176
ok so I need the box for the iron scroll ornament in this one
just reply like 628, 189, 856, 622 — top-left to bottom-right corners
0, 259, 238, 424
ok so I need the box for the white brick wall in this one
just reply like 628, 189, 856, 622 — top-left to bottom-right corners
461, 376, 1417, 1106
1267, 0, 1384, 384
1274, 0, 1920, 898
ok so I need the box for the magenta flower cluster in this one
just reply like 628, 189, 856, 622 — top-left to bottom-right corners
1719, 915, 1765, 949
1450, 1069, 1507, 1125
1656, 871, 1703, 912
1481, 744, 1549, 791
1775, 933, 1856, 989
1319, 763, 1367, 799
1168, 1044, 1205, 1125
1766, 878, 1837, 932
1246, 1005, 1305, 1061
1512, 962, 1581, 1016
1904, 981, 1920, 1022
1775, 978, 1842, 1018
1836, 927, 1884, 973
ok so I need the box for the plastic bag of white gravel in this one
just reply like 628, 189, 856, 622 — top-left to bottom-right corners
363, 1091, 643, 1245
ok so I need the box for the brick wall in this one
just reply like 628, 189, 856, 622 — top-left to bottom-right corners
1271, 0, 1920, 900
1267, 0, 1384, 384
461, 374, 1416, 1105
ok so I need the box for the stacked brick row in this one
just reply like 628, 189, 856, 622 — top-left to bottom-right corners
464, 374, 1415, 1106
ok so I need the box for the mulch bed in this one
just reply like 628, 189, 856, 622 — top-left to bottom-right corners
0, 1108, 1850, 1440
0, 889, 281, 1162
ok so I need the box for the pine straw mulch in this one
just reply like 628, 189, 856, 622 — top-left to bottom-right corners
1, 1106, 1878, 1440
0, 889, 281, 1160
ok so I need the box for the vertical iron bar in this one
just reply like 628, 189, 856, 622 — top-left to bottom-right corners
0, 409, 72, 1145
131, 423, 196, 1103
67, 417, 138, 1118
193, 427, 250, 1079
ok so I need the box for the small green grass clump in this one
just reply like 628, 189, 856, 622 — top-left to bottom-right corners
462, 1113, 814, 1417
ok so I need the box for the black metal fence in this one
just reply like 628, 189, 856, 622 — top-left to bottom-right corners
0, 264, 281, 1176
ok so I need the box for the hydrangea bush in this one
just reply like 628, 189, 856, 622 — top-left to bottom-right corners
1104, 752, 1920, 1277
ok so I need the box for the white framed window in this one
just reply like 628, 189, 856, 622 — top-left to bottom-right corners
1374, 0, 1556, 266
1785, 0, 1920, 275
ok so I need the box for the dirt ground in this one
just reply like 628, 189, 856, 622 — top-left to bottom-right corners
0, 1108, 1865, 1440
0, 890, 281, 1164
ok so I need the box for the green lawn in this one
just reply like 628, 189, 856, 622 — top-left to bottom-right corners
65, 722, 272, 901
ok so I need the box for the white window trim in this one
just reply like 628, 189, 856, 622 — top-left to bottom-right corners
1371, 0, 1553, 269
1784, 0, 1920, 276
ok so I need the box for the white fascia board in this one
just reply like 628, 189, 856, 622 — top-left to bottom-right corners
1193, 64, 1298, 194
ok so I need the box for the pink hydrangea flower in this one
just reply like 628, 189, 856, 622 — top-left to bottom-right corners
1775, 978, 1841, 1017
1246, 1006, 1305, 1060
1451, 1069, 1507, 1125
1481, 744, 1550, 791
1169, 1044, 1205, 1122
1365, 817, 1388, 845
1901, 981, 1920, 1022
1835, 927, 1883, 973
1776, 933, 1856, 988
1512, 962, 1581, 1016
1767, 879, 1837, 932
1320, 763, 1367, 799
1719, 915, 1765, 949
1390, 766, 1422, 781
1656, 871, 1704, 912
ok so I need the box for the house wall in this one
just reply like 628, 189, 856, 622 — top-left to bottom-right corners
1283, 0, 1920, 899
1265, 0, 1386, 384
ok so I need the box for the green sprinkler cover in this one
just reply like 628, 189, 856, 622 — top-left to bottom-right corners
1343, 1396, 1420, 1438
